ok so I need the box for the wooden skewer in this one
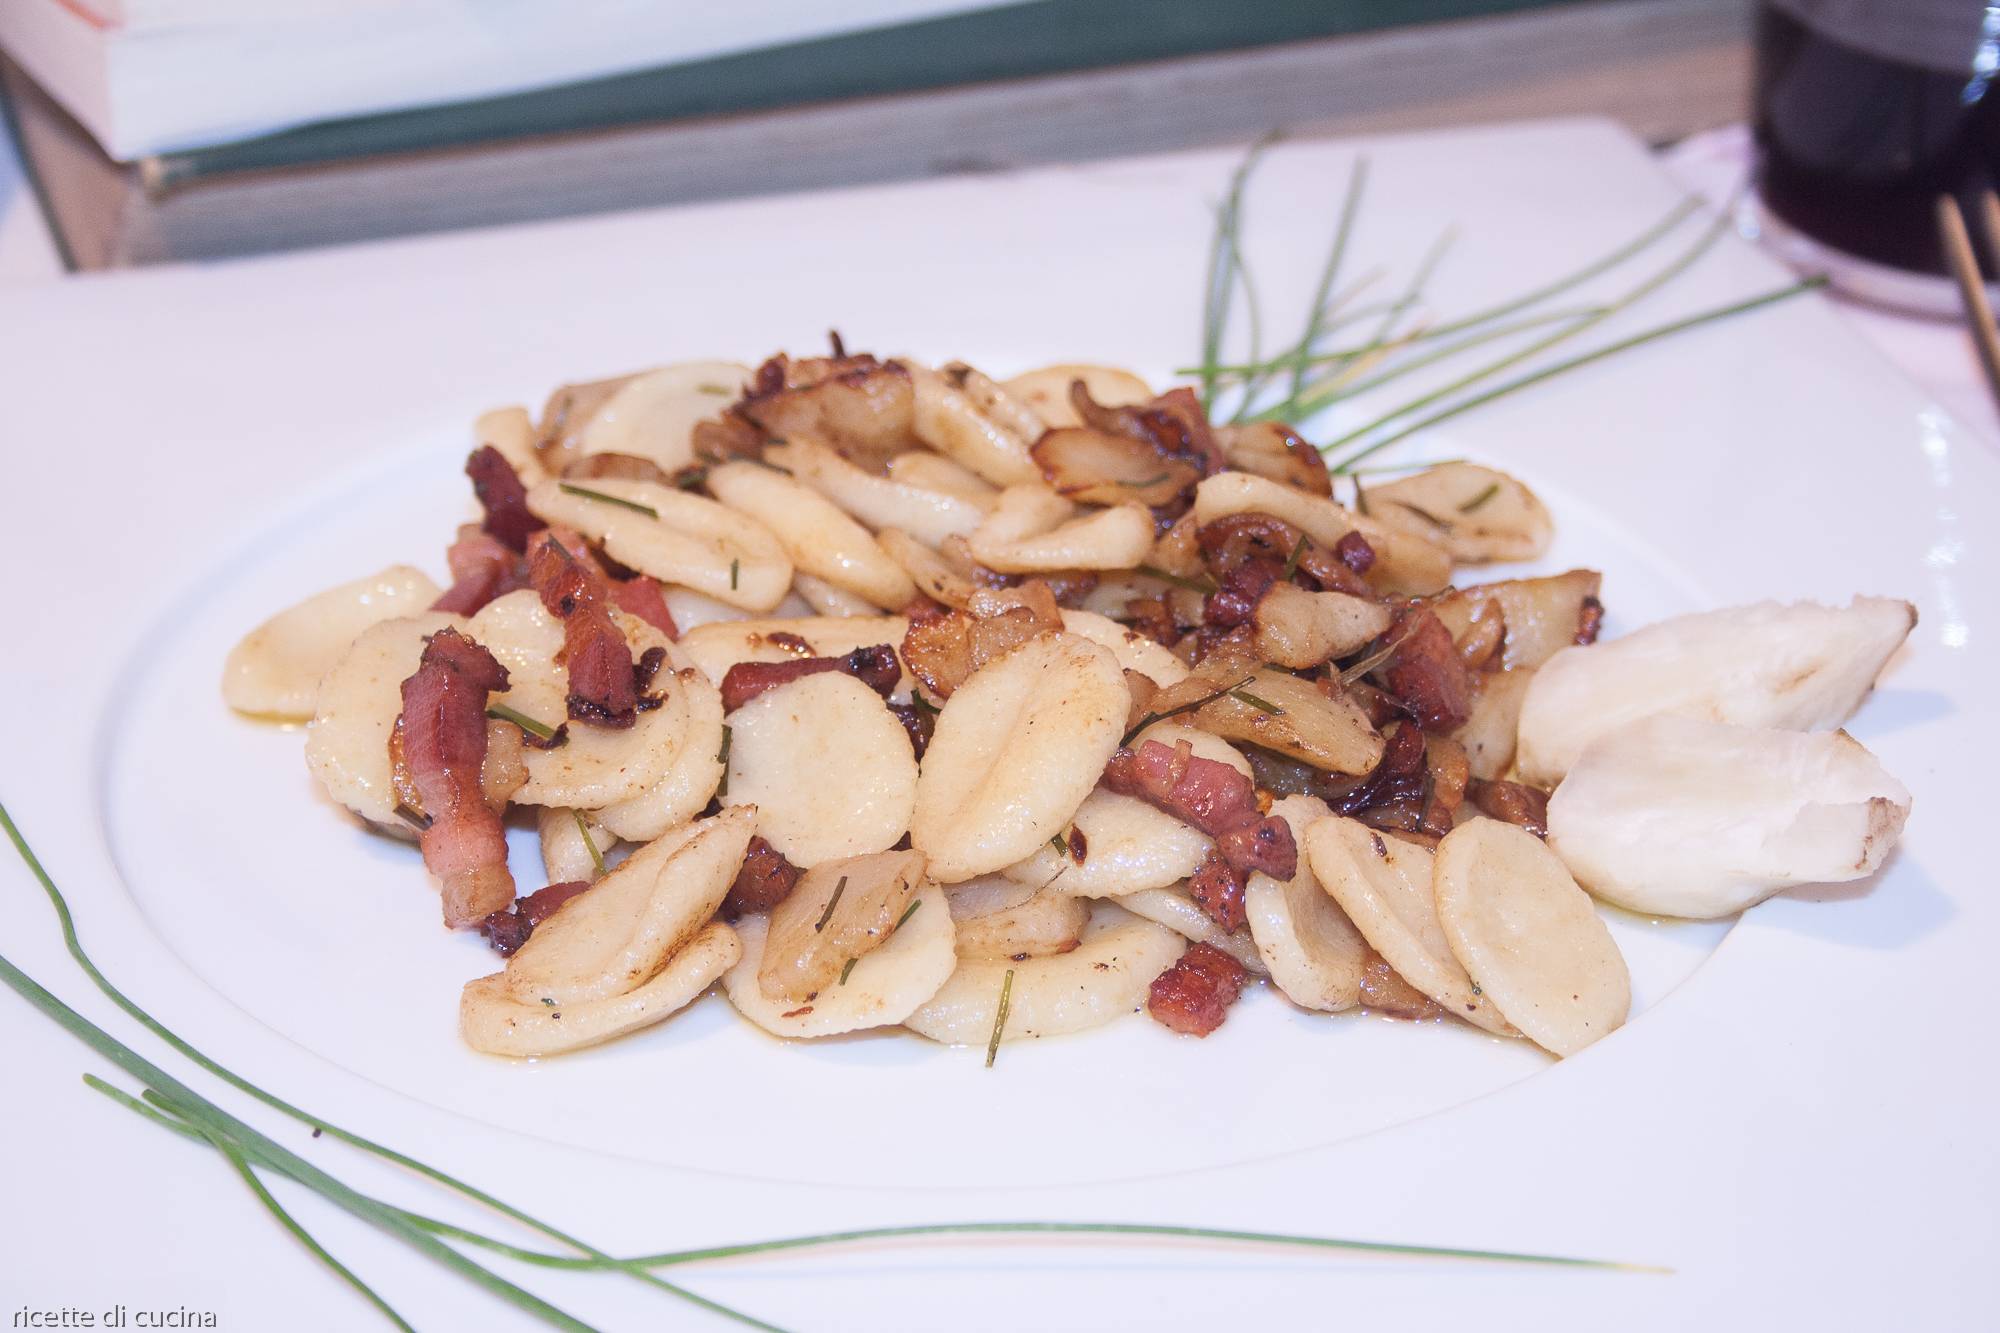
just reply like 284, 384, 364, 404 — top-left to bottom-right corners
1935, 192, 2000, 412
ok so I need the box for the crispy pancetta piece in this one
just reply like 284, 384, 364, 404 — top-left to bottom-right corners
397, 628, 515, 927
527, 532, 640, 728
479, 880, 591, 957
1147, 941, 1249, 1036
1101, 738, 1299, 912
466, 445, 541, 552
719, 644, 901, 712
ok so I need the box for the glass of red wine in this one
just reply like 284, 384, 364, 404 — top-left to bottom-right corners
1754, 1, 2000, 314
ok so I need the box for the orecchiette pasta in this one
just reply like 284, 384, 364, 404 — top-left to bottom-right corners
225, 566, 442, 720
525, 478, 793, 611
705, 461, 916, 610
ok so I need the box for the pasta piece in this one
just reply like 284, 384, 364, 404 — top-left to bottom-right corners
1057, 609, 1191, 685
461, 921, 739, 1058
1118, 887, 1266, 974
792, 572, 880, 617
909, 632, 1128, 881
904, 903, 1183, 1044
1001, 365, 1152, 428
885, 451, 1000, 505
467, 590, 688, 808
724, 889, 955, 1038
572, 361, 751, 472
678, 615, 913, 700
1435, 818, 1629, 1056
1246, 796, 1369, 1012
501, 806, 755, 1006
474, 406, 548, 486
877, 528, 979, 609
724, 672, 919, 867
1516, 596, 1917, 787
966, 484, 1154, 573
952, 886, 1090, 960
999, 723, 1245, 896
706, 460, 917, 610
1302, 815, 1517, 1036
593, 644, 727, 841
303, 611, 468, 832
1365, 462, 1553, 564
224, 565, 442, 720
1546, 715, 1912, 919
1193, 471, 1452, 595
539, 807, 617, 884
525, 477, 792, 611
943, 874, 1040, 920
909, 363, 1041, 486
770, 437, 990, 548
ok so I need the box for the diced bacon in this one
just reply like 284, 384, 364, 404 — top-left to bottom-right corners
1186, 849, 1247, 933
432, 526, 524, 616
1468, 778, 1551, 838
527, 532, 639, 729
719, 645, 901, 712
479, 880, 591, 957
1101, 738, 1298, 911
1381, 609, 1473, 732
723, 836, 802, 916
1147, 942, 1249, 1037
610, 575, 678, 639
466, 445, 542, 552
397, 628, 515, 928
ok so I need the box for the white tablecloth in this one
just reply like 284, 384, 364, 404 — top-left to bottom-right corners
2, 121, 1991, 446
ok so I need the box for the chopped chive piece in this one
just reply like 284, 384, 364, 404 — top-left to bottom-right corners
716, 725, 731, 766
1458, 483, 1501, 513
696, 383, 731, 396
556, 482, 659, 518
1121, 674, 1256, 747
1280, 532, 1308, 580
985, 968, 1015, 1068
894, 899, 922, 931
813, 877, 848, 933
1135, 564, 1217, 595
1389, 499, 1451, 530
1338, 621, 1423, 686
486, 703, 559, 741
1228, 688, 1284, 716
675, 468, 708, 490
1051, 833, 1069, 855
838, 957, 858, 986
1118, 472, 1170, 488
571, 810, 605, 876
729, 558, 740, 591
911, 692, 941, 716
1352, 473, 1370, 515
392, 803, 431, 832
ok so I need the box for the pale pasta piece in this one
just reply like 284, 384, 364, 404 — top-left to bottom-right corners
724, 890, 954, 1038
593, 647, 727, 841
1000, 723, 1245, 896
1193, 471, 1452, 595
467, 590, 687, 809
461, 922, 739, 1058
1453, 668, 1536, 782
573, 361, 751, 472
1435, 818, 1629, 1056
1365, 462, 1553, 563
1249, 584, 1392, 671
538, 807, 617, 884
943, 874, 1040, 920
1001, 364, 1153, 428
225, 565, 443, 720
877, 528, 978, 609
303, 611, 467, 832
966, 484, 1154, 573
1118, 887, 1267, 975
952, 886, 1090, 960
1057, 609, 1191, 685
1303, 815, 1517, 1037
1245, 795, 1368, 1012
885, 451, 1000, 505
792, 572, 881, 617
501, 806, 755, 1006
474, 406, 547, 485
706, 460, 916, 610
909, 362, 1041, 486
770, 437, 990, 548
660, 585, 754, 631
905, 903, 1183, 1044
909, 632, 1128, 882
725, 671, 919, 867
525, 477, 792, 611
678, 615, 914, 699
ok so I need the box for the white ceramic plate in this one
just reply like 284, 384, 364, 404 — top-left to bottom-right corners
3, 118, 1993, 1331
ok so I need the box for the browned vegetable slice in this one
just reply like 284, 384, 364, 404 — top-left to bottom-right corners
1030, 426, 1199, 507
757, 849, 928, 1004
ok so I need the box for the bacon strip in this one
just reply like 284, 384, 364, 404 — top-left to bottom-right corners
479, 880, 591, 956
398, 628, 515, 927
1381, 609, 1473, 732
527, 532, 639, 728
719, 645, 900, 712
1147, 942, 1248, 1037
466, 445, 542, 552
432, 526, 524, 616
723, 836, 802, 916
1468, 778, 1551, 838
1101, 738, 1298, 909
611, 576, 678, 639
